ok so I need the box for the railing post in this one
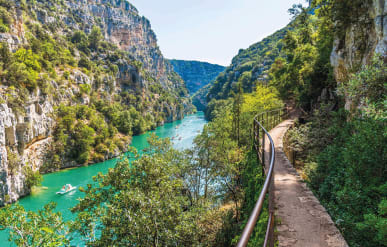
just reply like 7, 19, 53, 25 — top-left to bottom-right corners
268, 143, 275, 247
272, 111, 274, 128
237, 109, 279, 247
252, 121, 255, 150
262, 131, 265, 175
256, 120, 260, 161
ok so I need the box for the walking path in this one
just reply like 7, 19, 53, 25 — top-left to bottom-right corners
267, 119, 348, 247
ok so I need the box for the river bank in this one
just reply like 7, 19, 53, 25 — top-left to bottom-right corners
0, 112, 207, 246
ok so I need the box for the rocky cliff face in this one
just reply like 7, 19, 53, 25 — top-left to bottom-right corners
64, 0, 179, 90
0, 91, 56, 204
331, 0, 386, 109
0, 0, 191, 205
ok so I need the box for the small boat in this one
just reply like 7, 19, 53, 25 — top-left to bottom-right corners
56, 184, 76, 194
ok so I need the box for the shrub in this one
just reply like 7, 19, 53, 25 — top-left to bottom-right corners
22, 166, 43, 189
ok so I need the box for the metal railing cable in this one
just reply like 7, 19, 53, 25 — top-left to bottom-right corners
237, 107, 287, 247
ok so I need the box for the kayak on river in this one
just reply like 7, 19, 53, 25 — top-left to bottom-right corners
56, 184, 76, 194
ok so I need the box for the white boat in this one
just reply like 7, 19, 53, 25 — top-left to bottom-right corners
56, 184, 76, 194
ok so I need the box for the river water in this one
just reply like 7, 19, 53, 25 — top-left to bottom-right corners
0, 112, 207, 246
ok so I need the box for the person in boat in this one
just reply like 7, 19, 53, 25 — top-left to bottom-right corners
62, 185, 65, 190
66, 184, 72, 192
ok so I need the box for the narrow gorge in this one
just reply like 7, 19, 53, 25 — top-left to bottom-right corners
0, 0, 193, 205
0, 1, 385, 246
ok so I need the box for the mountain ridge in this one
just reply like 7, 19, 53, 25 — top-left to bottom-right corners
169, 59, 225, 95
0, 0, 192, 205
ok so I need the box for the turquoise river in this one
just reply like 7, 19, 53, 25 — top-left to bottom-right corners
0, 112, 207, 246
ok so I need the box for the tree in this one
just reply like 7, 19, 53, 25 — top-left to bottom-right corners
0, 42, 11, 68
0, 203, 70, 247
116, 110, 133, 135
88, 26, 103, 51
22, 166, 43, 189
71, 135, 205, 246
232, 83, 244, 147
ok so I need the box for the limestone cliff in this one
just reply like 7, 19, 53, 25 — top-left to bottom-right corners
0, 0, 192, 205
64, 0, 181, 90
330, 0, 386, 109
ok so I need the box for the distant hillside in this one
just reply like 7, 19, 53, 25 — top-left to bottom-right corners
169, 60, 225, 94
207, 26, 289, 101
191, 83, 213, 111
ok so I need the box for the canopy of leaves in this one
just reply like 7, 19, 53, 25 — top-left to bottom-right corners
71, 135, 207, 246
0, 202, 70, 247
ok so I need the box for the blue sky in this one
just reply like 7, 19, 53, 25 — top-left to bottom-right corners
129, 0, 305, 66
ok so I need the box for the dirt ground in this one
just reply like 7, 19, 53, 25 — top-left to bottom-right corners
267, 119, 348, 247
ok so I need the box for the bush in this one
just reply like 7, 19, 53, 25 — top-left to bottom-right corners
287, 108, 386, 247
77, 152, 90, 165
22, 166, 43, 189
78, 56, 92, 70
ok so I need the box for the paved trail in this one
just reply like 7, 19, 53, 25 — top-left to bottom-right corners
267, 119, 348, 247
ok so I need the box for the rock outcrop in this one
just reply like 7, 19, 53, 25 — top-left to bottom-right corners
330, 0, 386, 109
64, 0, 181, 90
0, 0, 192, 205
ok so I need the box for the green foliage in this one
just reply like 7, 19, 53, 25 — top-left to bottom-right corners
2, 88, 282, 246
79, 83, 91, 95
0, 202, 70, 247
2, 48, 41, 91
72, 135, 207, 246
6, 147, 20, 176
0, 42, 11, 67
312, 117, 386, 247
338, 56, 387, 119
71, 30, 90, 54
0, 2, 190, 159
235, 151, 267, 246
269, 6, 335, 109
78, 56, 92, 70
313, 0, 373, 39
194, 84, 283, 245
240, 85, 283, 145
49, 98, 154, 168
207, 27, 288, 102
51, 104, 108, 165
169, 59, 225, 94
205, 98, 232, 121
284, 54, 387, 246
0, 6, 11, 32
287, 105, 386, 247
88, 26, 103, 51
22, 166, 43, 189
192, 82, 212, 111
357, 199, 387, 246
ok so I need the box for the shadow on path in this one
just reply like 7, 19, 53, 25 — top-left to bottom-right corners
263, 119, 348, 247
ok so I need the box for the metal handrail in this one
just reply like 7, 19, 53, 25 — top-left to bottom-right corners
237, 107, 286, 247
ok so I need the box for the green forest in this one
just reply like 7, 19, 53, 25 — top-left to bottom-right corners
169, 60, 225, 95
0, 0, 189, 176
0, 0, 386, 246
